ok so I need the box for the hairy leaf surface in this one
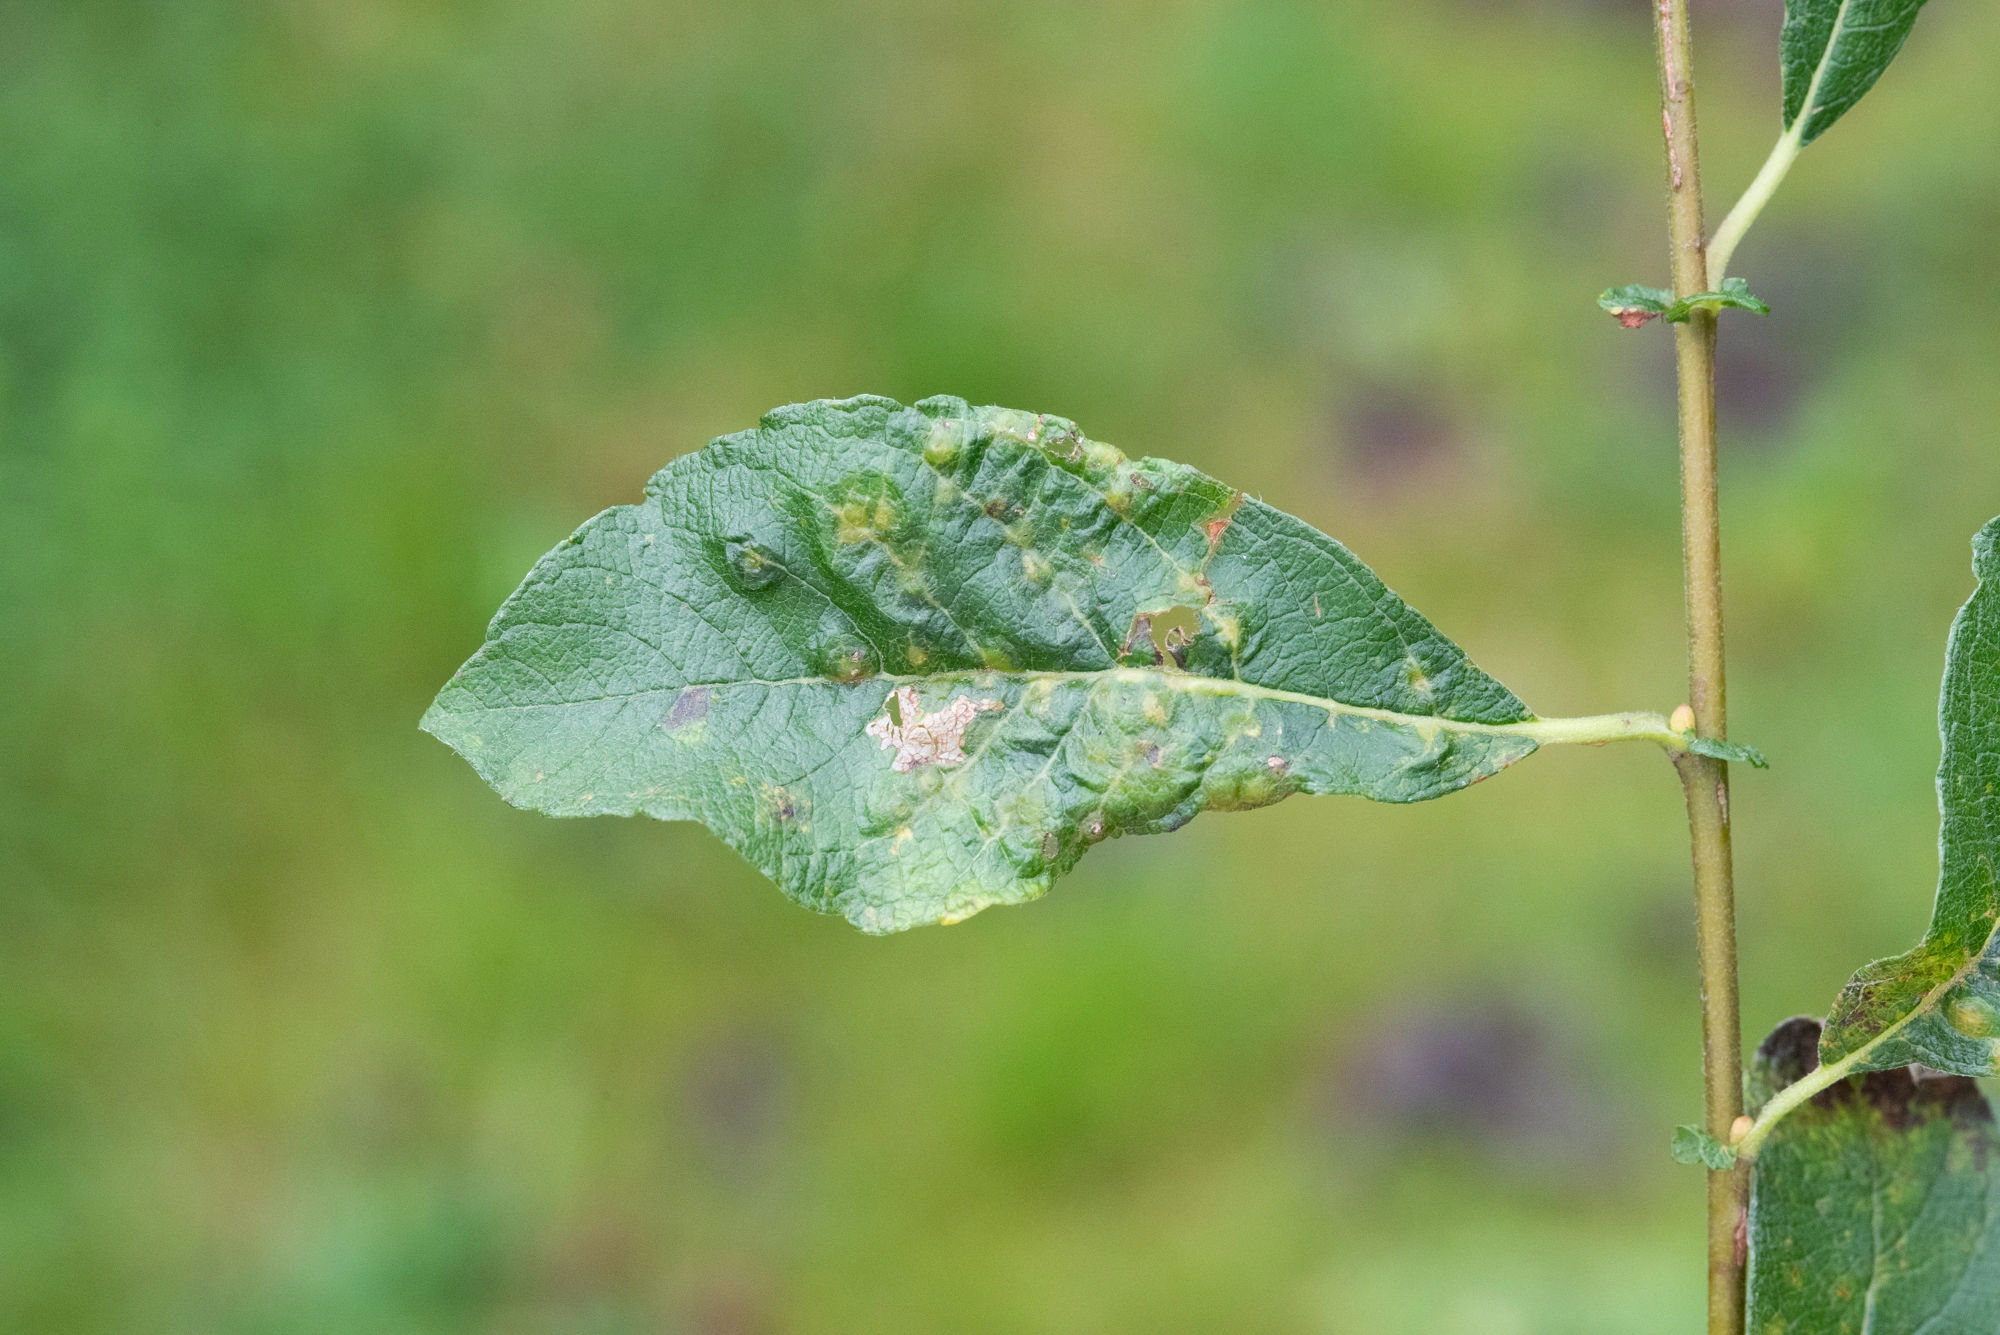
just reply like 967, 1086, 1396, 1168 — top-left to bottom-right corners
1823, 519, 2000, 1074
1747, 1017, 2000, 1333
1782, 0, 1930, 146
423, 396, 1546, 932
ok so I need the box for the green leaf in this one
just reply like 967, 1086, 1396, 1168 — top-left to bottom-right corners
1671, 1124, 1737, 1170
1598, 277, 1770, 329
1687, 736, 1770, 769
423, 396, 1552, 933
1746, 1016, 2000, 1332
1821, 518, 2000, 1076
1783, 0, 1931, 147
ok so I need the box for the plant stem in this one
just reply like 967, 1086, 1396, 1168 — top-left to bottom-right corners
1652, 3, 1747, 1333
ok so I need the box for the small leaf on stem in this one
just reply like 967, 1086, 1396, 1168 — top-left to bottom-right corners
1598, 284, 1674, 328
1687, 736, 1770, 769
1672, 1123, 1738, 1170
1598, 277, 1770, 328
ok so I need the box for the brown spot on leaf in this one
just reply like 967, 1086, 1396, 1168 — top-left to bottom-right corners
759, 784, 801, 824
1200, 492, 1244, 552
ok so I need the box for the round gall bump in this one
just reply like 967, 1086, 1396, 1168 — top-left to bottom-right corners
722, 540, 786, 591
922, 418, 964, 471
1946, 992, 2000, 1039
817, 640, 880, 684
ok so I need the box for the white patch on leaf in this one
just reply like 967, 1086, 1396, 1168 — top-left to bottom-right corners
866, 686, 1003, 773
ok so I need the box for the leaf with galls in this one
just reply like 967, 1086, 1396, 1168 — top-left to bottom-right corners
423, 395, 1577, 932
1818, 519, 2000, 1077
1745, 1016, 2000, 1332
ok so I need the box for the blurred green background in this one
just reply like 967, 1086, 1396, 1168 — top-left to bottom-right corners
4, 1, 1998, 1330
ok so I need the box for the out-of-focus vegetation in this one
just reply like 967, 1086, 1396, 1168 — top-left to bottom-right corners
3, 1, 1997, 1331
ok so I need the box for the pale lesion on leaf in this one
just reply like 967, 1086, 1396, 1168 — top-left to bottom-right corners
866, 686, 1005, 773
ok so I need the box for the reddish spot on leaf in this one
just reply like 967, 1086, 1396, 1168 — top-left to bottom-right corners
1613, 309, 1659, 329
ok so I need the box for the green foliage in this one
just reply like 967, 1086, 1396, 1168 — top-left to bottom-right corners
1596, 278, 1769, 328
1746, 1017, 2000, 1333
1670, 1125, 1736, 1170
5, 0, 1998, 1327
425, 395, 1545, 933
1820, 519, 2000, 1077
1783, 0, 1932, 146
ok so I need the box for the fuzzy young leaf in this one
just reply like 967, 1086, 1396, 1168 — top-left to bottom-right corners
1746, 1017, 2000, 1332
1783, 0, 1931, 147
1687, 736, 1770, 769
1821, 518, 2000, 1076
423, 396, 1556, 933
1671, 1124, 1737, 1170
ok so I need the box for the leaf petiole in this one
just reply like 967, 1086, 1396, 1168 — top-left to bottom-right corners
1705, 127, 1803, 288
1732, 962, 1968, 1162
1731, 1044, 1864, 1161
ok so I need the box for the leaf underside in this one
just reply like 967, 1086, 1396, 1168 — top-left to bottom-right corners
1821, 519, 2000, 1075
423, 396, 1540, 932
1747, 1017, 2000, 1333
1783, 0, 1930, 146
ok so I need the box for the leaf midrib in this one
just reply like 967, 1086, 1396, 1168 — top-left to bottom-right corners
436, 665, 1681, 747
1790, 0, 1856, 141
